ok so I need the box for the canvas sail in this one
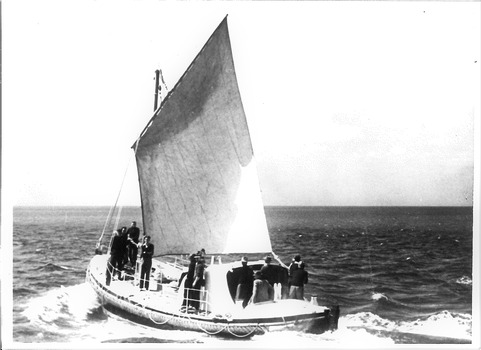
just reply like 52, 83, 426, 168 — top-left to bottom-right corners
133, 18, 272, 256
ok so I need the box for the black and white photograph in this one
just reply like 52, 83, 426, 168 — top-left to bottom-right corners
1, 0, 479, 348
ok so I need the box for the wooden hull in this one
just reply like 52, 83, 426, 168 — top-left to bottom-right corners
86, 255, 338, 338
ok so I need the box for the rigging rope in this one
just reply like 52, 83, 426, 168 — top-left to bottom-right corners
195, 319, 227, 335
97, 206, 116, 249
148, 310, 176, 325
227, 322, 260, 338
96, 151, 135, 248
149, 300, 259, 337
114, 206, 123, 230
175, 291, 260, 337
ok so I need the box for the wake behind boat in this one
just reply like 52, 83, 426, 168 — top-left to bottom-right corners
86, 16, 339, 338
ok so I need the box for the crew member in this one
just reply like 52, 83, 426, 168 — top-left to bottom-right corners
235, 257, 254, 308
181, 253, 198, 311
250, 271, 274, 304
260, 255, 276, 287
126, 221, 140, 265
106, 230, 124, 286
191, 257, 206, 311
139, 235, 154, 290
289, 262, 308, 300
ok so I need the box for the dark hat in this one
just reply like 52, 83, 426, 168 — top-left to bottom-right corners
294, 254, 301, 262
241, 256, 248, 262
264, 256, 272, 263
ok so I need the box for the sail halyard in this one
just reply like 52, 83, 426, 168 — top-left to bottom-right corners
132, 17, 272, 256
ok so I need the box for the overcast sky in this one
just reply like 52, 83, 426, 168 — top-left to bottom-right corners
3, 0, 479, 207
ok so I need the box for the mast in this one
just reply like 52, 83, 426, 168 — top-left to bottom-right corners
154, 69, 160, 111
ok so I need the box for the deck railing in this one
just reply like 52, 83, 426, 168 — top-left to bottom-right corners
105, 259, 213, 314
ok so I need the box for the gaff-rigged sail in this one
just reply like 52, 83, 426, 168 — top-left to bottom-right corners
133, 17, 272, 256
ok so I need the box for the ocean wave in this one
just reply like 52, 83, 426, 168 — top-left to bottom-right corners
13, 287, 38, 298
13, 206, 472, 344
17, 285, 472, 345
341, 310, 472, 343
35, 263, 72, 272
248, 327, 396, 347
398, 310, 472, 338
22, 283, 103, 331
101, 337, 200, 343
455, 276, 472, 285
371, 292, 388, 301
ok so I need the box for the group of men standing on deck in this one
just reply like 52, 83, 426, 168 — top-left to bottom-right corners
105, 224, 309, 308
105, 221, 155, 290
180, 251, 309, 312
234, 254, 309, 308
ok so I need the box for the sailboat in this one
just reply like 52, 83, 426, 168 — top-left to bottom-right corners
86, 16, 339, 337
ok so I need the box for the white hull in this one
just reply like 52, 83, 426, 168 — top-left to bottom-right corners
86, 254, 338, 337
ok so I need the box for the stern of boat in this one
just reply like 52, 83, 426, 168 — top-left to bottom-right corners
309, 304, 340, 334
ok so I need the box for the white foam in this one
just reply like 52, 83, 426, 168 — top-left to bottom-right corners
456, 275, 472, 285
23, 283, 102, 329
397, 310, 472, 340
341, 311, 472, 342
371, 292, 388, 301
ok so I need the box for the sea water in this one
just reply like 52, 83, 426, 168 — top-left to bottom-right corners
10, 206, 473, 346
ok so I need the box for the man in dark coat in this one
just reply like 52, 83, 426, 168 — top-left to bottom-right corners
180, 253, 198, 310
139, 235, 154, 290
191, 257, 206, 311
235, 256, 254, 308
126, 221, 140, 266
288, 254, 302, 286
260, 255, 276, 287
117, 226, 128, 268
106, 230, 124, 286
289, 262, 308, 300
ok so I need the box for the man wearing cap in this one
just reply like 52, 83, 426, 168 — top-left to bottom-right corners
289, 262, 308, 300
235, 257, 254, 308
260, 255, 276, 287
